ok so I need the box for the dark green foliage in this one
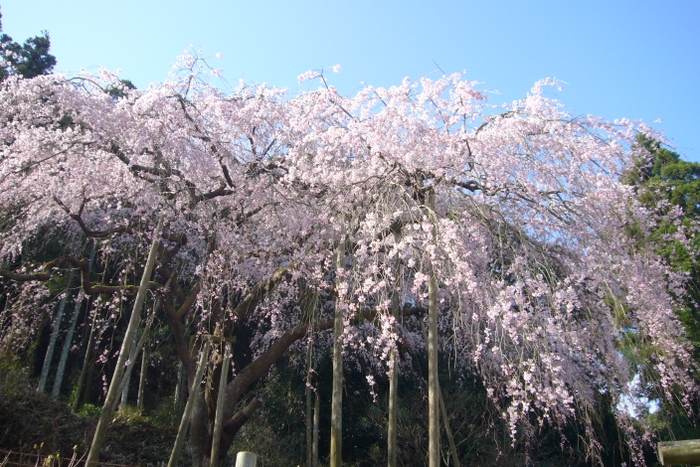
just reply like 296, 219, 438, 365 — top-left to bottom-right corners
0, 11, 56, 81
624, 134, 700, 355
626, 135, 700, 217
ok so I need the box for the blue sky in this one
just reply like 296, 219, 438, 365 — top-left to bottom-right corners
2, 0, 699, 161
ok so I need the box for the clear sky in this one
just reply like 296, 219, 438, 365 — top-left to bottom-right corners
2, 0, 699, 161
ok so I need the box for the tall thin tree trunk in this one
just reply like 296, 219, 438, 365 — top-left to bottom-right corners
38, 270, 74, 393
54, 242, 96, 398
428, 268, 439, 467
427, 189, 440, 467
313, 389, 320, 467
68, 242, 97, 408
174, 361, 186, 412
210, 342, 231, 467
168, 341, 211, 467
86, 216, 163, 467
119, 337, 139, 410
51, 291, 80, 397
330, 240, 345, 467
439, 387, 461, 467
72, 306, 96, 411
130, 282, 167, 413
116, 289, 161, 406
387, 231, 402, 467
387, 348, 399, 467
137, 346, 148, 410
306, 337, 313, 467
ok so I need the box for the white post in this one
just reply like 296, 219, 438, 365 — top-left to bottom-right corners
235, 452, 257, 467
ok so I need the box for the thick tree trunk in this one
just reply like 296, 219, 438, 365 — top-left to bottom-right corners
331, 241, 345, 467
38, 270, 74, 393
86, 216, 163, 467
179, 265, 421, 467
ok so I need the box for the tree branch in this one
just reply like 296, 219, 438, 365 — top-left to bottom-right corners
233, 265, 293, 320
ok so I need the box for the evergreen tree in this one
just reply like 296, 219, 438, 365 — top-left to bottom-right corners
626, 134, 700, 355
0, 10, 56, 81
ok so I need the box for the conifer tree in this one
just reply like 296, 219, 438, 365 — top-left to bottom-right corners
0, 10, 56, 81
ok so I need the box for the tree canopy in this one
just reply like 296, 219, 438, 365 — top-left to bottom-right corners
0, 55, 698, 466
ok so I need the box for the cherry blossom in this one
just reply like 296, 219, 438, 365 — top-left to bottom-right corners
0, 57, 696, 466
